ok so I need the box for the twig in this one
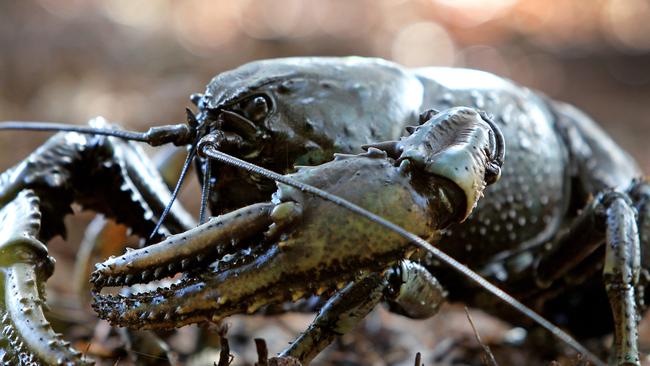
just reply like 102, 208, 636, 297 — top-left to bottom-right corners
216, 326, 234, 366
464, 307, 498, 366
572, 354, 591, 366
255, 338, 269, 366
414, 352, 422, 366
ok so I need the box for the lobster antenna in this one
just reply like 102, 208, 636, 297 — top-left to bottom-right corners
0, 121, 148, 140
147, 141, 198, 242
200, 143, 605, 366
0, 121, 194, 147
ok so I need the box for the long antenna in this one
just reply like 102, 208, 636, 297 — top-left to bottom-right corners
0, 121, 194, 146
0, 121, 149, 141
200, 143, 605, 366
147, 141, 198, 242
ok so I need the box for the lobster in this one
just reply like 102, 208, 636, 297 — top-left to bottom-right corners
0, 56, 646, 366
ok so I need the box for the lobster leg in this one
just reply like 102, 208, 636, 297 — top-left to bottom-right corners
280, 260, 447, 365
628, 179, 650, 311
603, 194, 641, 366
280, 272, 388, 364
537, 191, 641, 366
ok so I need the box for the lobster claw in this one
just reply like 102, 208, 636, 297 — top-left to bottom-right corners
90, 107, 500, 334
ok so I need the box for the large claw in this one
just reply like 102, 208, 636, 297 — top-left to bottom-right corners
0, 117, 197, 365
0, 190, 92, 365
91, 107, 501, 331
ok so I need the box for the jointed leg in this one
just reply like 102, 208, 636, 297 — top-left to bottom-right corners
280, 273, 387, 364
537, 191, 641, 366
628, 178, 650, 311
603, 194, 640, 366
281, 260, 447, 365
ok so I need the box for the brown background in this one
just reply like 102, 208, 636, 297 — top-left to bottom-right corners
1, 1, 649, 365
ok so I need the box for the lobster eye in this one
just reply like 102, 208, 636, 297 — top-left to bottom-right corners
241, 95, 270, 123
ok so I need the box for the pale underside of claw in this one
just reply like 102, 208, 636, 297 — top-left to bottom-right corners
0, 190, 92, 365
395, 107, 495, 220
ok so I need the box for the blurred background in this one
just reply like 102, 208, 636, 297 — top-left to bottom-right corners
0, 0, 649, 365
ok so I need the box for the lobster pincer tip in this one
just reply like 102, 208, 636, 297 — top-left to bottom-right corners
0, 190, 93, 365
90, 202, 275, 292
397, 107, 504, 220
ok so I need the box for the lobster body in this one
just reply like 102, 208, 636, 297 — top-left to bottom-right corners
196, 58, 647, 364
200, 56, 641, 276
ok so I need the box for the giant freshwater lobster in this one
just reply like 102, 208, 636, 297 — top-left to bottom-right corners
0, 57, 647, 366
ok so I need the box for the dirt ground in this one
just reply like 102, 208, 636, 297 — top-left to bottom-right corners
2, 1, 650, 365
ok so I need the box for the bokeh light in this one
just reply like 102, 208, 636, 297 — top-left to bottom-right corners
433, 0, 518, 27
0, 0, 646, 171
602, 0, 650, 52
391, 21, 455, 67
1, 1, 650, 365
0, 0, 647, 176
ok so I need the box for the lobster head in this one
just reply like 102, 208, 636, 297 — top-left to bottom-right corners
192, 57, 423, 212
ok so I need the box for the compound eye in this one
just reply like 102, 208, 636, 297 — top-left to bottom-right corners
242, 95, 270, 123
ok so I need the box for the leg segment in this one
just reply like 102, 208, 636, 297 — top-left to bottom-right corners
280, 260, 447, 365
384, 259, 447, 319
280, 273, 387, 364
628, 178, 650, 311
537, 191, 641, 366
603, 194, 640, 366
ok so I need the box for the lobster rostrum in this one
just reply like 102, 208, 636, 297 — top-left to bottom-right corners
0, 56, 644, 366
